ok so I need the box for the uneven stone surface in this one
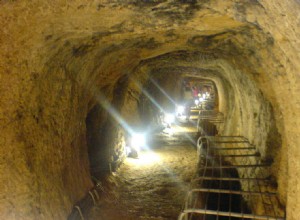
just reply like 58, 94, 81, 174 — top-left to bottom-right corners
89, 143, 198, 220
0, 0, 299, 219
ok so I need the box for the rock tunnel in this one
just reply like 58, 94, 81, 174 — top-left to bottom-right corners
0, 0, 299, 219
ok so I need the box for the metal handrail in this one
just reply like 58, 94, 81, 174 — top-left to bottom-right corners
178, 209, 285, 220
180, 134, 285, 220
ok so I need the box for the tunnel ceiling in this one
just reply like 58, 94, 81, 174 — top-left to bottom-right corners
0, 0, 299, 220
2, 0, 297, 109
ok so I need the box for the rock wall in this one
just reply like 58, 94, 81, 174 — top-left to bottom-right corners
0, 0, 299, 219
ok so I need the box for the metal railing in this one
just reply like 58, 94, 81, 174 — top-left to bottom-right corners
197, 110, 224, 123
178, 136, 286, 220
197, 110, 224, 137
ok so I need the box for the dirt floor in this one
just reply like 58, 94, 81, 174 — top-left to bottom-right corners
89, 125, 198, 220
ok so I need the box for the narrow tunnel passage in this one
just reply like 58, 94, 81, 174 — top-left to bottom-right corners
1, 1, 299, 220
66, 69, 286, 220
80, 74, 285, 220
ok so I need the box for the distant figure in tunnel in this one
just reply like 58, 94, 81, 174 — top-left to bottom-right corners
192, 86, 199, 100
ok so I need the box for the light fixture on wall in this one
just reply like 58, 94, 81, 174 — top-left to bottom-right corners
176, 105, 185, 115
126, 133, 147, 158
130, 133, 146, 152
164, 113, 175, 125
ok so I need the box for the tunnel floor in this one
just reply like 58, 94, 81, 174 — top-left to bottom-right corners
89, 125, 198, 220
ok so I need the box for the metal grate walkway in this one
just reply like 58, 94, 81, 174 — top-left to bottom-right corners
178, 136, 286, 220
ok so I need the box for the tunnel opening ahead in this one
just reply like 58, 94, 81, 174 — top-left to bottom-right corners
180, 77, 219, 112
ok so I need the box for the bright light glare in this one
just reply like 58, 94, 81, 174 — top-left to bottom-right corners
165, 113, 175, 124
176, 105, 185, 114
199, 97, 204, 102
195, 99, 199, 105
131, 133, 146, 151
164, 126, 174, 135
127, 151, 160, 166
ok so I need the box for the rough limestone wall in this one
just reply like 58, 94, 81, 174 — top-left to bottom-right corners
0, 64, 93, 219
0, 0, 299, 219
86, 103, 110, 174
259, 3, 300, 216
215, 60, 275, 158
210, 1, 300, 216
